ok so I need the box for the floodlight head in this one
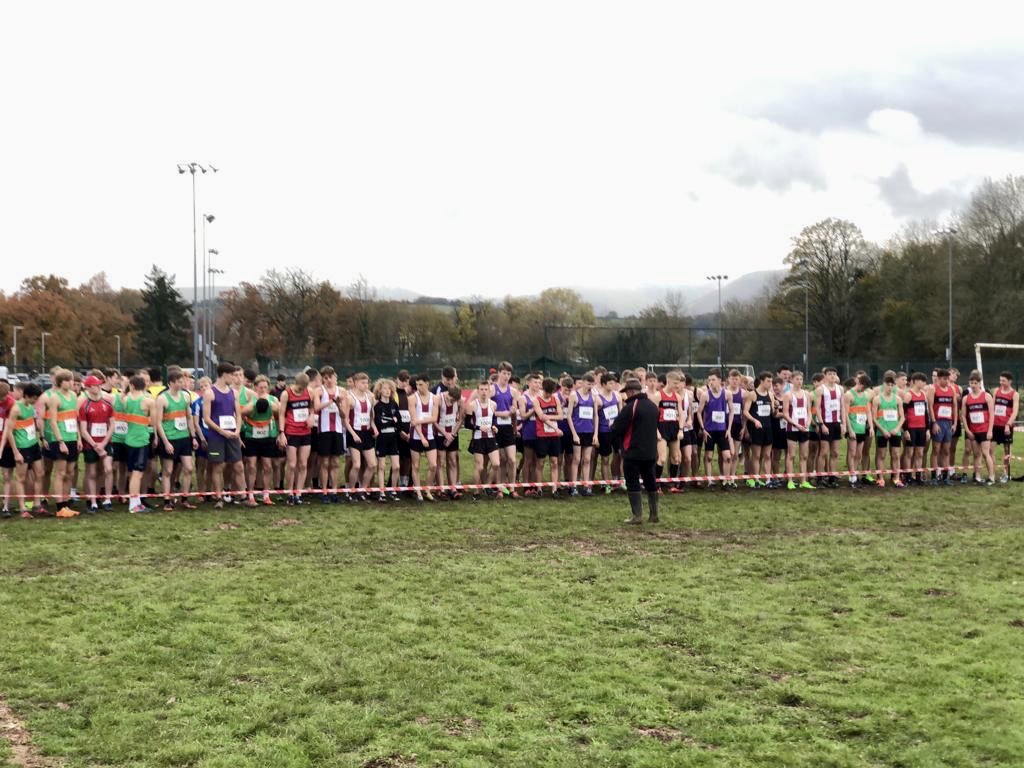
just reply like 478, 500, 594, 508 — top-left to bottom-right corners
204, 214, 215, 223
197, 164, 207, 174
209, 164, 219, 173
208, 248, 219, 255
177, 164, 186, 174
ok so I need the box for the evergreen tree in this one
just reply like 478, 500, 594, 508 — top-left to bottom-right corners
133, 266, 192, 365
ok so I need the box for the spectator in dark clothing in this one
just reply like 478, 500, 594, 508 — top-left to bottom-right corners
609, 378, 661, 524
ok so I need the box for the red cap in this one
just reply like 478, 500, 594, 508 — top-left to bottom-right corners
83, 375, 103, 387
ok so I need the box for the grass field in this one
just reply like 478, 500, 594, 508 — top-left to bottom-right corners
2, 456, 1024, 767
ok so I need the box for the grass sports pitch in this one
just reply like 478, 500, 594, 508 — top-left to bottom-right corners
1, 445, 1023, 767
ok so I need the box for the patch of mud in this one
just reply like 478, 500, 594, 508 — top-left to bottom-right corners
0, 696, 63, 767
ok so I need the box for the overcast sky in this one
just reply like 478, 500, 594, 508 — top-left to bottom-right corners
3, 1, 1024, 298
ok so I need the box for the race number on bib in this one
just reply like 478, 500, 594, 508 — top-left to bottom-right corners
293, 408, 309, 422
63, 419, 78, 433
914, 402, 926, 416
994, 404, 1008, 417
883, 409, 898, 422
578, 406, 594, 420
937, 405, 952, 419
711, 410, 726, 424
25, 425, 36, 441
400, 409, 411, 423
540, 421, 559, 436
854, 413, 867, 426
662, 408, 677, 421
793, 407, 807, 422
252, 425, 270, 439
731, 402, 742, 415
603, 405, 618, 422
219, 415, 237, 430
757, 404, 771, 417
355, 413, 370, 429
174, 416, 188, 431
114, 421, 129, 436
969, 411, 986, 424
441, 415, 457, 429
496, 415, 512, 426
91, 423, 108, 438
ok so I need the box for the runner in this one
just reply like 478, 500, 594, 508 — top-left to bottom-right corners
743, 371, 774, 488
372, 378, 402, 502
468, 379, 501, 500
436, 384, 463, 499
277, 372, 314, 505
78, 374, 115, 512
345, 372, 378, 500
990, 371, 1019, 483
696, 369, 733, 488
122, 375, 156, 514
872, 374, 905, 488
3, 382, 44, 518
595, 373, 620, 494
902, 372, 930, 485
806, 371, 824, 486
652, 372, 683, 494
0, 380, 15, 516
726, 370, 745, 487
395, 371, 413, 492
313, 366, 347, 503
240, 374, 280, 506
409, 373, 439, 502
769, 375, 788, 488
190, 376, 212, 502
843, 374, 872, 487
518, 374, 541, 495
43, 370, 81, 517
962, 371, 996, 484
814, 367, 844, 487
568, 373, 599, 496
203, 363, 244, 509
928, 368, 958, 485
783, 371, 814, 490
155, 370, 198, 511
531, 377, 565, 497
491, 362, 519, 498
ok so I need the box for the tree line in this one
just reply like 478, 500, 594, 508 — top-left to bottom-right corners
3, 175, 1022, 374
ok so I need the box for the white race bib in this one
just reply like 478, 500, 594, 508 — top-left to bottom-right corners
757, 403, 771, 417
63, 418, 78, 433
854, 413, 867, 426
0, 417, 4, 433
883, 409, 898, 422
578, 406, 594, 420
793, 407, 807, 422
937, 405, 952, 419
400, 409, 411, 424
441, 414, 457, 429
114, 421, 129, 436
711, 410, 726, 424
219, 415, 237, 430
355, 411, 370, 429
914, 402, 926, 416
25, 424, 36, 441
496, 415, 512, 426
603, 405, 619, 422
994, 404, 1008, 417
252, 425, 270, 439
174, 416, 188, 431
477, 415, 493, 429
540, 420, 559, 436
826, 399, 840, 415
293, 408, 309, 422
731, 402, 742, 415
662, 408, 677, 421
969, 410, 985, 424
91, 423, 108, 438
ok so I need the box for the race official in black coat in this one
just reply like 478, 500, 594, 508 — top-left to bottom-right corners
609, 378, 661, 524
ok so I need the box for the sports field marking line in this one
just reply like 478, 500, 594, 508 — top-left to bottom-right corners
0, 695, 62, 768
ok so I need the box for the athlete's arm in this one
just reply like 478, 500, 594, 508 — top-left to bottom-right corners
45, 395, 61, 451
276, 390, 289, 445
986, 393, 995, 438
154, 395, 172, 450
742, 391, 758, 428
895, 399, 905, 433
567, 392, 580, 441
696, 391, 708, 432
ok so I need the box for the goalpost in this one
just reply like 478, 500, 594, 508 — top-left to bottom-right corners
646, 363, 755, 380
974, 343, 1024, 388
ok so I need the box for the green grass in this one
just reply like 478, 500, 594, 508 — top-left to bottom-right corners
2, 474, 1023, 766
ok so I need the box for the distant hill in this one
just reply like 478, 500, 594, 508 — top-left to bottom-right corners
180, 269, 788, 317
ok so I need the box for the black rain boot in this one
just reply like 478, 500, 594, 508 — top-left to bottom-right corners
647, 491, 659, 523
624, 492, 643, 524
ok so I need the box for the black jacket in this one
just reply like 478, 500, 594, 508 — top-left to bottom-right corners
609, 392, 659, 461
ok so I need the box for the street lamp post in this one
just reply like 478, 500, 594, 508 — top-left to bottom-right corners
209, 264, 225, 363
705, 275, 728, 367
804, 283, 810, 374
114, 334, 121, 369
202, 214, 215, 371
12, 325, 23, 373
41, 331, 52, 371
177, 162, 218, 373
934, 227, 958, 365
